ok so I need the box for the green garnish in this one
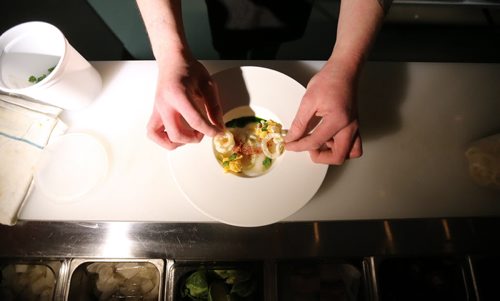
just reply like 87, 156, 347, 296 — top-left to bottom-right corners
28, 65, 56, 84
37, 74, 46, 82
222, 153, 238, 168
263, 157, 272, 169
225, 116, 265, 128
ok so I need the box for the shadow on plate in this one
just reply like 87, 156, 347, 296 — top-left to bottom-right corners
212, 67, 250, 115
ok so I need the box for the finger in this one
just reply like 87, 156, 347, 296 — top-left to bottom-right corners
146, 111, 183, 150
286, 117, 340, 152
160, 105, 203, 144
200, 79, 225, 130
348, 134, 363, 159
174, 93, 219, 138
285, 95, 316, 143
309, 124, 357, 165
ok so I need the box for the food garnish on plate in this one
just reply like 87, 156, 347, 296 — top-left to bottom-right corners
213, 116, 285, 177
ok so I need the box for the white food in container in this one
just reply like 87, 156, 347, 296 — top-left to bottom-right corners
465, 133, 500, 189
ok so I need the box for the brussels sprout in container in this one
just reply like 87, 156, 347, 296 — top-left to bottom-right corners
0, 263, 58, 301
181, 269, 257, 301
171, 262, 262, 301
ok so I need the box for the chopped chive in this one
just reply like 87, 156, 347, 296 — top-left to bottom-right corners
28, 65, 56, 83
37, 74, 46, 83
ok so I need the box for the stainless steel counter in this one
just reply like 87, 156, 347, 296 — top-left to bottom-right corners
1, 218, 499, 259
1, 218, 500, 301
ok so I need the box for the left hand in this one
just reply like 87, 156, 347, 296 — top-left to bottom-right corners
285, 62, 363, 165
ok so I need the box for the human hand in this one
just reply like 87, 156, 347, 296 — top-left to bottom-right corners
147, 58, 224, 150
285, 62, 362, 165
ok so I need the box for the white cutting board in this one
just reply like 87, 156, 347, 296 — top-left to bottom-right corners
19, 60, 500, 223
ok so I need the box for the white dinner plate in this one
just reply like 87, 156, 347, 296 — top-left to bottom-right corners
169, 66, 328, 227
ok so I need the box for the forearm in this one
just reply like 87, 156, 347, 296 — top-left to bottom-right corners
136, 0, 190, 66
328, 0, 386, 81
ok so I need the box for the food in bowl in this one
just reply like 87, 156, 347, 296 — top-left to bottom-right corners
213, 116, 285, 177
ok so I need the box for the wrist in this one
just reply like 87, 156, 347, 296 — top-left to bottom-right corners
326, 46, 365, 84
155, 41, 193, 69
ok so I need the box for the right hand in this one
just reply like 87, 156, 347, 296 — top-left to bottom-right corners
147, 57, 224, 150
285, 59, 362, 165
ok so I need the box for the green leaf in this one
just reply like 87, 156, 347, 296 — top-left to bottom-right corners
28, 76, 37, 83
225, 116, 265, 128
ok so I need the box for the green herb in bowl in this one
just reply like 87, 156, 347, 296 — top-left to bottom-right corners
28, 66, 56, 84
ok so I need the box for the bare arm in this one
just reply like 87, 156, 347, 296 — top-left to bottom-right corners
286, 0, 386, 164
136, 0, 223, 150
136, 0, 188, 65
331, 0, 385, 82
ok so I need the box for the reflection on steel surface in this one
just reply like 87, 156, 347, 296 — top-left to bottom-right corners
100, 223, 132, 258
1, 219, 500, 300
0, 219, 500, 259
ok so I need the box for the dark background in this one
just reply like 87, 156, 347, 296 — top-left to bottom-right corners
1, 0, 499, 62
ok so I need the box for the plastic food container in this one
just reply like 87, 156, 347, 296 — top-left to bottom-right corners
66, 259, 164, 301
0, 21, 102, 110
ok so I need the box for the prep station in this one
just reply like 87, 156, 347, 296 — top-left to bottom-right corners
1, 59, 500, 300
2, 1, 500, 301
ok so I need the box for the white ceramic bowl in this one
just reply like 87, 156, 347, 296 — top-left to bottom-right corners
169, 66, 328, 227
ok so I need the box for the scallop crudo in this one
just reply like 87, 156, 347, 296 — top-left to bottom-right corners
213, 116, 285, 177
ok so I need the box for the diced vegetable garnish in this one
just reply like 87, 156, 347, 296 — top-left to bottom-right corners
213, 116, 285, 177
